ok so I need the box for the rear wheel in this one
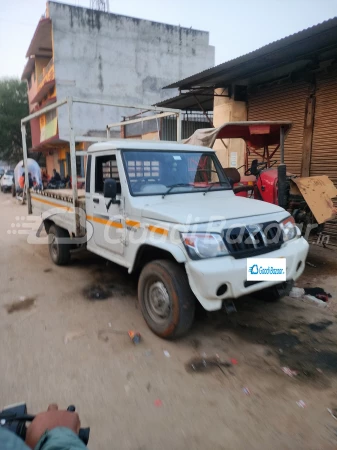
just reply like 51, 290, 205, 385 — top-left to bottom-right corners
138, 260, 195, 339
48, 225, 71, 265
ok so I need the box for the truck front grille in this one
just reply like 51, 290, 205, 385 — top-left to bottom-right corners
223, 221, 283, 259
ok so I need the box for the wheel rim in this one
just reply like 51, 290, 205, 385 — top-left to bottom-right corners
50, 234, 58, 260
145, 280, 171, 325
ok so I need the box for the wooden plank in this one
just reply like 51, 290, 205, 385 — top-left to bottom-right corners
292, 175, 337, 224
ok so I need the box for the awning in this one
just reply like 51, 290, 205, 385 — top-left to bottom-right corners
155, 89, 214, 111
26, 18, 52, 58
164, 17, 337, 90
183, 121, 292, 148
31, 80, 55, 104
30, 135, 66, 153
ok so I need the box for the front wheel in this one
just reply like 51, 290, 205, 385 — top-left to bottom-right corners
138, 260, 195, 339
48, 225, 71, 265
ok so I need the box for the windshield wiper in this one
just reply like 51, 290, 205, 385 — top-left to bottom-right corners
162, 183, 192, 198
203, 181, 230, 195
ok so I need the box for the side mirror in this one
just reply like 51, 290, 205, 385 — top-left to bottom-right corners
103, 178, 120, 209
103, 178, 117, 199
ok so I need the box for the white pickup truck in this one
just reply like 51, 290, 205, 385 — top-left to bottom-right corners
29, 139, 309, 338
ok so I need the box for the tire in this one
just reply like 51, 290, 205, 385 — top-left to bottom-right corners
48, 225, 71, 266
138, 260, 195, 339
255, 280, 294, 302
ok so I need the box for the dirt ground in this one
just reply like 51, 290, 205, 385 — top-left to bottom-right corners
2, 192, 337, 450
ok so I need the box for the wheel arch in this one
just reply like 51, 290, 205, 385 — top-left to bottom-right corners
130, 242, 186, 274
43, 219, 54, 234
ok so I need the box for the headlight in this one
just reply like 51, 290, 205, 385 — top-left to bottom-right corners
181, 232, 228, 259
280, 216, 298, 242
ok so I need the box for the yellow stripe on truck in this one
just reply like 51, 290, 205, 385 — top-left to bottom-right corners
125, 219, 140, 228
31, 195, 73, 211
147, 225, 169, 236
86, 215, 123, 229
86, 216, 167, 235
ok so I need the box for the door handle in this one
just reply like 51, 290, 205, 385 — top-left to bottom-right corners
93, 198, 100, 204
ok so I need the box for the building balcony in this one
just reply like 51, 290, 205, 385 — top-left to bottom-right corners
31, 58, 55, 104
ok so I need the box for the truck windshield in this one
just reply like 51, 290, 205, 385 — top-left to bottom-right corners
122, 150, 231, 196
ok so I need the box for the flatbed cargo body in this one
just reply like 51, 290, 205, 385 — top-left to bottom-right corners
30, 189, 86, 236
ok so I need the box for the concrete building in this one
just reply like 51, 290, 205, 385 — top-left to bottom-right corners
158, 17, 337, 238
21, 1, 214, 178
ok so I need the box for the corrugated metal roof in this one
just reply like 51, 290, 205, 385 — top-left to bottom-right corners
164, 16, 337, 89
155, 89, 214, 111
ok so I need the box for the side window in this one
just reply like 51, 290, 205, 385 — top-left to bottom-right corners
95, 155, 121, 194
85, 155, 92, 193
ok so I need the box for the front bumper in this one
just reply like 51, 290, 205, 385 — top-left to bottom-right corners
185, 237, 309, 311
1, 182, 12, 190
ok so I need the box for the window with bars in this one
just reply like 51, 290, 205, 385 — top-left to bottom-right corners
95, 155, 121, 194
123, 150, 230, 196
127, 160, 160, 179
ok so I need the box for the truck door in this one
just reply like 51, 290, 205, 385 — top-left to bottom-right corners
87, 153, 124, 256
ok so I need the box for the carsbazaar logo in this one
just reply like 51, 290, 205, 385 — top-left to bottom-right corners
247, 258, 286, 281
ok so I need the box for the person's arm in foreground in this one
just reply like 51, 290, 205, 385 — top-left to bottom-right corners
0, 404, 87, 450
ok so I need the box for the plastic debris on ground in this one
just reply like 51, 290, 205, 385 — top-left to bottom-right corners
231, 358, 238, 365
154, 399, 163, 407
97, 329, 141, 344
163, 350, 170, 358
289, 286, 331, 305
289, 287, 305, 298
304, 295, 327, 307
281, 367, 299, 377
186, 356, 232, 375
296, 400, 306, 408
128, 330, 141, 344
242, 387, 251, 395
306, 261, 317, 268
304, 287, 331, 301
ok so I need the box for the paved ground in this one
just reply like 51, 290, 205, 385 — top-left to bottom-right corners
1, 192, 337, 450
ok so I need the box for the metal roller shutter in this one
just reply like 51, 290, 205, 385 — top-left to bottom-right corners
248, 81, 308, 175
310, 72, 337, 239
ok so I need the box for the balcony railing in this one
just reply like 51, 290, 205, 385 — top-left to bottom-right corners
37, 58, 54, 90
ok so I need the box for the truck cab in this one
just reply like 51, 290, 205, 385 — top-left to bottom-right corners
79, 140, 309, 338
